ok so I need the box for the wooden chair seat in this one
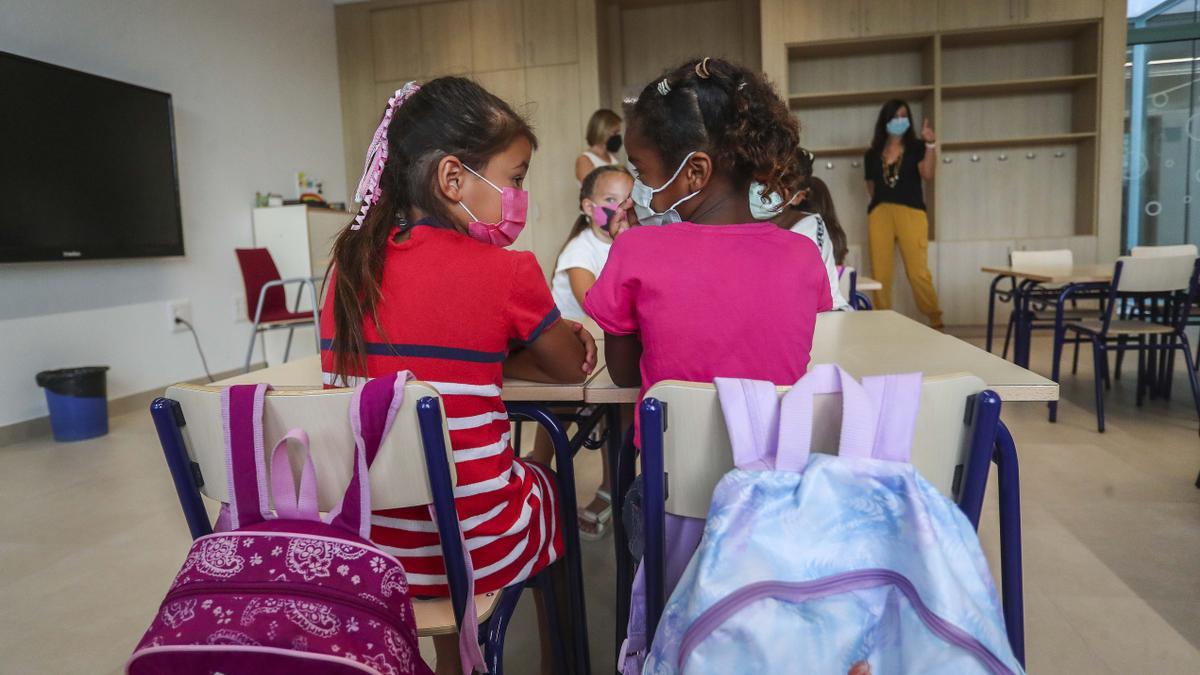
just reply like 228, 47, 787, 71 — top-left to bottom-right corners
414, 591, 500, 636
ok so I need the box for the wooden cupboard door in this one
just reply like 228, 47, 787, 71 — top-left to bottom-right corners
370, 5, 424, 80
524, 0, 578, 67
783, 1, 862, 43
523, 64, 582, 272
472, 68, 528, 109
937, 0, 1014, 31
861, 0, 937, 37
420, 1, 473, 77
1019, 0, 1102, 24
470, 0, 525, 72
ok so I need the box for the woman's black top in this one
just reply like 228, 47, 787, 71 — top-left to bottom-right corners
864, 140, 926, 213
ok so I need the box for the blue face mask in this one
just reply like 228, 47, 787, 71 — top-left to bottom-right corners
886, 117, 911, 136
748, 182, 785, 220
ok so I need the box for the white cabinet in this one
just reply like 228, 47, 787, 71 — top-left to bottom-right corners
251, 205, 350, 294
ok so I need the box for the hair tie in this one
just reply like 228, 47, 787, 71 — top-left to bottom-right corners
695, 57, 711, 79
351, 81, 421, 230
657, 78, 671, 96
737, 81, 747, 91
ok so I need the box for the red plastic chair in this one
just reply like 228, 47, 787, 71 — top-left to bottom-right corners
235, 248, 320, 372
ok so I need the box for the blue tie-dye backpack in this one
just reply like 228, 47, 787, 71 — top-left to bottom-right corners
644, 365, 1024, 675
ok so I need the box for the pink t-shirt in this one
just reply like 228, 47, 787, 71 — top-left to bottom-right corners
583, 221, 832, 442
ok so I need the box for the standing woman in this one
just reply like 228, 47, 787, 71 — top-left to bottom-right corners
864, 98, 943, 328
575, 108, 623, 184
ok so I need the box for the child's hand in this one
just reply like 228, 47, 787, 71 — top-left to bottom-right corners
609, 198, 636, 237
567, 320, 598, 375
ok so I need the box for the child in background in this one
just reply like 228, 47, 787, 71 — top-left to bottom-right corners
321, 77, 596, 675
539, 165, 633, 539
753, 150, 850, 310
582, 57, 832, 672
551, 165, 633, 320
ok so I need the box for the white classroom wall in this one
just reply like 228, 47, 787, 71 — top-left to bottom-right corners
0, 0, 347, 427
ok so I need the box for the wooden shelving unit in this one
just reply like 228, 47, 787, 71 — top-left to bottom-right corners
940, 74, 1096, 99
789, 85, 934, 108
942, 131, 1097, 150
786, 20, 1101, 241
809, 145, 870, 157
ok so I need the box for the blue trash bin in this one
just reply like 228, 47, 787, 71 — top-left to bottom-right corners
36, 366, 110, 442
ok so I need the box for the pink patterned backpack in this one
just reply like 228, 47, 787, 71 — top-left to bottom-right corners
128, 375, 433, 674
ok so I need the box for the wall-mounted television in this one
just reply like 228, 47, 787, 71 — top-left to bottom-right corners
0, 51, 183, 263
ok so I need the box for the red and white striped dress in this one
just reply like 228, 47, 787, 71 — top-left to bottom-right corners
319, 223, 564, 596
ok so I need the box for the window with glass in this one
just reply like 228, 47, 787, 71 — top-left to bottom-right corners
1124, 0, 1200, 250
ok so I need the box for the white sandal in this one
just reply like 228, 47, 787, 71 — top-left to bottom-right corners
578, 489, 613, 541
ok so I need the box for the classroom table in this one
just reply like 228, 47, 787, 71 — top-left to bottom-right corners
813, 310, 1058, 402
855, 276, 883, 292
980, 263, 1113, 370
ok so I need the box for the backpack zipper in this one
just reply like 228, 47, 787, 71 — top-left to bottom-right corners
163, 579, 409, 629
675, 568, 1015, 674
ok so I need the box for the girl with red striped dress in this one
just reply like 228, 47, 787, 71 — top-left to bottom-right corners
321, 77, 596, 675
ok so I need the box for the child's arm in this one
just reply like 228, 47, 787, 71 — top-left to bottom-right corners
605, 333, 643, 387
575, 155, 593, 183
567, 268, 597, 310
504, 320, 596, 384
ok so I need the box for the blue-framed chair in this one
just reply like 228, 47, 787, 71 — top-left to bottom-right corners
840, 266, 874, 311
998, 249, 1105, 362
633, 374, 1026, 667
151, 383, 589, 675
1132, 244, 1200, 372
1054, 255, 1200, 433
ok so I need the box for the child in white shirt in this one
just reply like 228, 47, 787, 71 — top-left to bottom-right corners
551, 166, 633, 319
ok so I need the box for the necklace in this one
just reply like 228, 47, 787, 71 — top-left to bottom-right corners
882, 147, 903, 188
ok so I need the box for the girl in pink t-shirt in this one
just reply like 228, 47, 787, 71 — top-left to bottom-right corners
583, 57, 831, 671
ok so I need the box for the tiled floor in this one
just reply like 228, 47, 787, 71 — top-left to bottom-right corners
1, 334, 1198, 673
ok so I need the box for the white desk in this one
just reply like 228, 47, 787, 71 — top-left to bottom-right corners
811, 311, 1057, 402
213, 311, 1056, 404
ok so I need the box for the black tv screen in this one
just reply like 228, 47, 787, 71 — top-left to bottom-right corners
0, 51, 183, 262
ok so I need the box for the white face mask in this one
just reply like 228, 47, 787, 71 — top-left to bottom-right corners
630, 151, 700, 226
748, 182, 785, 220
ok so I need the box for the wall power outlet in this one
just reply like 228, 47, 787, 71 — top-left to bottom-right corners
168, 299, 192, 333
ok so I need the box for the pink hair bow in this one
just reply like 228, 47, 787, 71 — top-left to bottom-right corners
351, 81, 421, 230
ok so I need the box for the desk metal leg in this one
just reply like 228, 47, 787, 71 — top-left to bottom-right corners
609, 406, 635, 674
506, 404, 591, 675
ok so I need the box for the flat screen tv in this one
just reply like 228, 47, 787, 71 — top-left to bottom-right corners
0, 51, 183, 262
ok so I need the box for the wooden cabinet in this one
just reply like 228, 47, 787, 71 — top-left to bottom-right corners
1018, 0, 1102, 24
524, 0, 577, 66
937, 0, 1014, 31
861, 0, 937, 37
783, 1, 861, 42
779, 0, 938, 42
370, 6, 422, 81
420, 1, 473, 76
470, 0, 525, 71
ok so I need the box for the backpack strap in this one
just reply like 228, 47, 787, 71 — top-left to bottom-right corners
269, 429, 320, 521
861, 373, 923, 463
222, 383, 272, 530
714, 377, 781, 470
777, 364, 878, 469
328, 372, 412, 538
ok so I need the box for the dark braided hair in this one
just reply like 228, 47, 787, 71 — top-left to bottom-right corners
326, 77, 537, 382
628, 57, 804, 202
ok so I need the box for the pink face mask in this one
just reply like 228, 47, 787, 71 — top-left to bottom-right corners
458, 165, 527, 247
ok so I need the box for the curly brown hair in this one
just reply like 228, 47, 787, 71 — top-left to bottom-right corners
627, 57, 804, 201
